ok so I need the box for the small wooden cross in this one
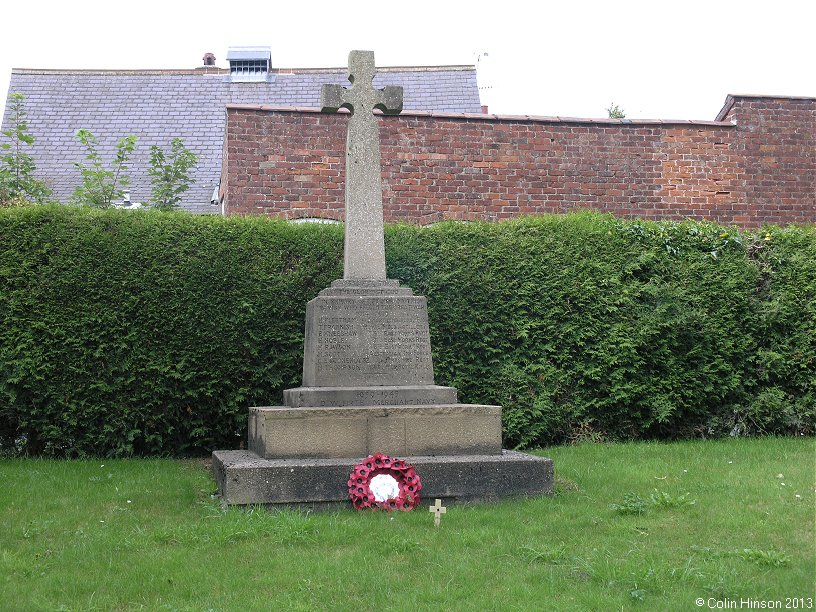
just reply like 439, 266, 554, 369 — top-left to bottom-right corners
429, 498, 446, 527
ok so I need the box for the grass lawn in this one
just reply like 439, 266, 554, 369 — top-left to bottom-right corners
1, 437, 813, 611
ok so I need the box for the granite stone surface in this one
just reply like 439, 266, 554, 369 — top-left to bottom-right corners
301, 289, 436, 388
321, 51, 403, 280
282, 385, 458, 407
213, 449, 554, 507
248, 403, 502, 459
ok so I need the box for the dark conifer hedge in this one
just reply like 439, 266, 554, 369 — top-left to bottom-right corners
1, 206, 812, 456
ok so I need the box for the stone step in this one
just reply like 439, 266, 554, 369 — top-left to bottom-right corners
318, 279, 415, 297
213, 449, 554, 508
248, 403, 501, 459
283, 385, 458, 407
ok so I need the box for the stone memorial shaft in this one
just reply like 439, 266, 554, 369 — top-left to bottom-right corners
290, 50, 440, 394
321, 50, 403, 280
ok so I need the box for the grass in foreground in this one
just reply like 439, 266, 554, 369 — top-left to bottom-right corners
0, 437, 813, 611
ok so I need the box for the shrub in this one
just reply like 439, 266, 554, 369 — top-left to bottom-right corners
0, 206, 342, 456
0, 206, 812, 456
0, 93, 51, 206
72, 130, 137, 208
387, 215, 780, 445
148, 138, 198, 211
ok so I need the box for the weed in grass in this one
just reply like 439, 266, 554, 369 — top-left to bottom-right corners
648, 489, 696, 509
629, 587, 647, 601
609, 493, 649, 515
610, 489, 696, 514
553, 476, 581, 495
733, 548, 791, 567
519, 543, 568, 565
691, 545, 791, 567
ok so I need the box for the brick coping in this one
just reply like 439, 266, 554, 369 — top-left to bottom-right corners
226, 103, 735, 127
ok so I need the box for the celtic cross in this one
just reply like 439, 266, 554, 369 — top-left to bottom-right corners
321, 50, 403, 280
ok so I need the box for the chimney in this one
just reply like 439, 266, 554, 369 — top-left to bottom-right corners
202, 52, 216, 67
481, 105, 489, 114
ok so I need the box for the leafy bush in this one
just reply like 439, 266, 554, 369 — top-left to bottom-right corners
0, 93, 51, 206
0, 206, 812, 456
148, 138, 198, 211
388, 215, 801, 445
0, 206, 342, 456
72, 130, 137, 208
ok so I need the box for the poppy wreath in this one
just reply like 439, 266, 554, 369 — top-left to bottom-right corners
348, 453, 422, 511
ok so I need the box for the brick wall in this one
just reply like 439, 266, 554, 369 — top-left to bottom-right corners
222, 96, 815, 227
720, 97, 815, 225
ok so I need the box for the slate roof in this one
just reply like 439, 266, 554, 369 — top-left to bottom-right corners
3, 66, 481, 214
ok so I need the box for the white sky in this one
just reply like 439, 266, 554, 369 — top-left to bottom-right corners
1, 0, 814, 121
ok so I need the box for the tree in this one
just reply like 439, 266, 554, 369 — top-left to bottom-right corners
72, 129, 137, 208
0, 92, 51, 206
147, 138, 198, 211
606, 103, 626, 119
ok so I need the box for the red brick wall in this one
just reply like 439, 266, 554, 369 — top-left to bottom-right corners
222, 96, 815, 228
722, 97, 815, 225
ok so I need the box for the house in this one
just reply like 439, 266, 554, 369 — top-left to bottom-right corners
2, 47, 482, 214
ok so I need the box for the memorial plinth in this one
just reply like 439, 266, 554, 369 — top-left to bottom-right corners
212, 51, 552, 508
301, 280, 437, 388
214, 279, 553, 508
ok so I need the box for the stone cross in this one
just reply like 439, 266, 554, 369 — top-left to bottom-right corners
429, 498, 447, 527
321, 50, 403, 280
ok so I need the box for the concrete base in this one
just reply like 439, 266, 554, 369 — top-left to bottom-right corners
213, 449, 554, 508
248, 404, 502, 459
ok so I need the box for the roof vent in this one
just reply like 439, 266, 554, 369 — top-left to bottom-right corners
226, 46, 271, 82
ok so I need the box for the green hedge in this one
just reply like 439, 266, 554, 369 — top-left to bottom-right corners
1, 206, 813, 456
